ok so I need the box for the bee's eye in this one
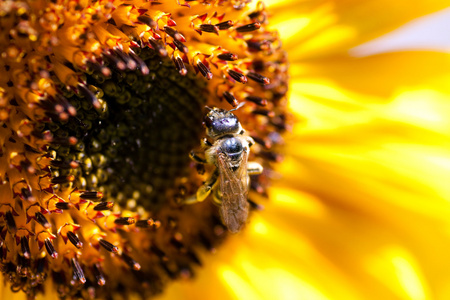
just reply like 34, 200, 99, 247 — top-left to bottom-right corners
203, 115, 213, 127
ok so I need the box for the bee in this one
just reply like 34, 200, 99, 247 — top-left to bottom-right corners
185, 105, 263, 233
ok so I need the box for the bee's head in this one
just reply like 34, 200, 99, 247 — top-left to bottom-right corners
203, 107, 242, 139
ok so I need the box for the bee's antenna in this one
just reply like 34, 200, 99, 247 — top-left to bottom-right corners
205, 106, 213, 111
229, 101, 245, 112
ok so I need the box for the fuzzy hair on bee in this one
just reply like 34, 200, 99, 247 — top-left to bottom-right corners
185, 105, 263, 233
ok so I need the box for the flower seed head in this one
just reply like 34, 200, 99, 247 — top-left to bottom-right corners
0, 0, 289, 298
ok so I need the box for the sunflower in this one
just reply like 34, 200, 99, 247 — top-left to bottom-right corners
157, 1, 450, 300
1, 0, 450, 300
1, 0, 287, 298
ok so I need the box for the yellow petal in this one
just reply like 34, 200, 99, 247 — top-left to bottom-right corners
266, 0, 450, 60
289, 51, 450, 132
291, 51, 450, 99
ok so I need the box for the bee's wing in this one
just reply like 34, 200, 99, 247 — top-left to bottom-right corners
217, 151, 249, 233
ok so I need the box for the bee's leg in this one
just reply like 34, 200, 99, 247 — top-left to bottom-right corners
211, 187, 222, 206
246, 136, 255, 148
202, 138, 213, 147
183, 168, 219, 204
196, 168, 219, 201
189, 150, 206, 164
190, 138, 213, 164
247, 162, 263, 175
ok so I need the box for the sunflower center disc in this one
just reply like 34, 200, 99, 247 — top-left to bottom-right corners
48, 48, 208, 210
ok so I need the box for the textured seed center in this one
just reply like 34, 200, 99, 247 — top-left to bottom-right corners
48, 48, 208, 210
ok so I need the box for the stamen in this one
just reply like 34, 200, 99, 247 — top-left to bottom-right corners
113, 49, 137, 70
217, 52, 238, 61
174, 56, 187, 76
20, 187, 33, 201
236, 22, 261, 33
55, 202, 72, 210
77, 83, 101, 109
93, 202, 114, 211
198, 24, 219, 34
44, 238, 58, 259
247, 72, 270, 85
49, 136, 78, 146
248, 11, 262, 20
172, 39, 189, 54
17, 254, 29, 276
87, 61, 111, 78
197, 61, 213, 80
114, 217, 136, 225
104, 51, 127, 70
148, 37, 168, 56
79, 191, 104, 201
150, 245, 167, 260
135, 219, 160, 228
129, 50, 150, 75
67, 231, 83, 249
50, 160, 79, 169
245, 95, 267, 106
251, 135, 272, 149
54, 94, 77, 116
36, 257, 46, 281
35, 212, 51, 229
137, 15, 156, 28
121, 253, 141, 270
72, 258, 86, 283
247, 40, 271, 52
252, 108, 275, 117
223, 91, 239, 107
93, 263, 106, 286
51, 175, 75, 184
215, 20, 234, 30
99, 239, 119, 253
227, 69, 247, 83
20, 160, 35, 174
248, 198, 264, 210
164, 26, 185, 41
20, 236, 31, 259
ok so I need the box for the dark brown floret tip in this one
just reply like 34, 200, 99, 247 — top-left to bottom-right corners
44, 239, 58, 259
93, 201, 114, 211
223, 91, 239, 107
236, 22, 261, 33
198, 24, 220, 34
216, 20, 234, 30
35, 212, 51, 229
136, 219, 161, 228
99, 239, 119, 253
228, 69, 248, 83
67, 231, 83, 249
217, 52, 238, 61
114, 217, 136, 225
197, 60, 213, 80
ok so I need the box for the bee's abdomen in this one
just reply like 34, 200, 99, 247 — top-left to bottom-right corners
220, 137, 244, 162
